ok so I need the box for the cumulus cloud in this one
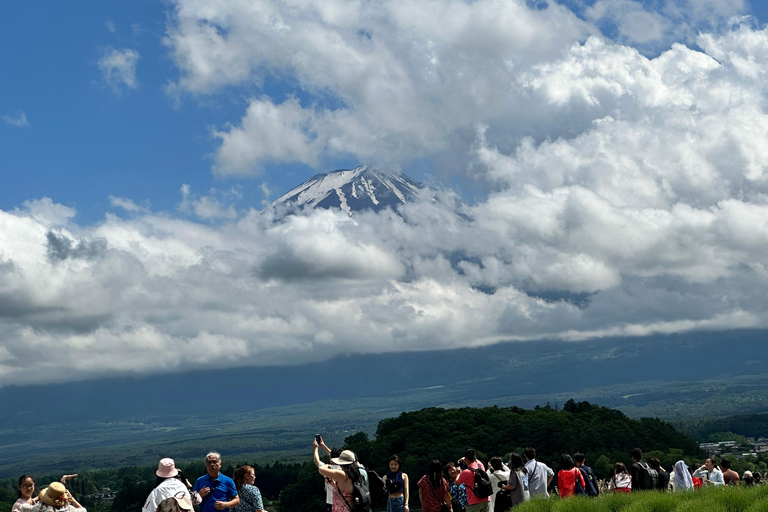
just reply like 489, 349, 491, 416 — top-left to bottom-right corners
98, 47, 140, 92
165, 0, 595, 174
5, 9, 768, 387
3, 111, 30, 128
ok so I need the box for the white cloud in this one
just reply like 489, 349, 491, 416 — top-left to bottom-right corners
109, 196, 148, 213
3, 111, 30, 128
178, 184, 239, 219
165, 0, 595, 174
5, 8, 768, 388
98, 47, 140, 92
105, 19, 116, 33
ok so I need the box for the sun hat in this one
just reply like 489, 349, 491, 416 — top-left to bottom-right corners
331, 450, 357, 465
744, 470, 753, 478
157, 458, 180, 478
38, 482, 69, 507
157, 493, 193, 512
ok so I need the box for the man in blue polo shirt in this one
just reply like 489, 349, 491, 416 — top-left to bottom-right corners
194, 452, 240, 512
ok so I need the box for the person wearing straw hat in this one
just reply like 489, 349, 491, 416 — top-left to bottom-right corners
143, 458, 198, 512
20, 482, 85, 512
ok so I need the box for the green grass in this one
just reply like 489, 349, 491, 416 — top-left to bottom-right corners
512, 486, 768, 512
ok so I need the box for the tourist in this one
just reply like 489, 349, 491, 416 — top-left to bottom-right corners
456, 450, 490, 512
417, 460, 451, 512
485, 457, 509, 512
383, 455, 409, 512
143, 458, 197, 512
523, 448, 554, 498
670, 461, 693, 492
443, 463, 467, 512
193, 452, 240, 512
314, 441, 364, 512
721, 459, 739, 486
649, 458, 669, 491
574, 453, 599, 497
498, 453, 529, 509
232, 466, 265, 512
692, 457, 725, 486
556, 454, 585, 498
20, 482, 85, 512
13, 476, 37, 512
317, 438, 343, 512
608, 463, 631, 493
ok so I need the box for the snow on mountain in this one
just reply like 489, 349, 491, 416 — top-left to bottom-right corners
273, 165, 425, 215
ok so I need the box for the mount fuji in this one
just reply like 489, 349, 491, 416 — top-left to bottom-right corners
273, 165, 425, 215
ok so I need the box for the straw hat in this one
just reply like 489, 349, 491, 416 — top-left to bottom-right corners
38, 483, 69, 507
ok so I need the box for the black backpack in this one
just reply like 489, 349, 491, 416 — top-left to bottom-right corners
636, 462, 658, 490
579, 466, 600, 497
338, 480, 372, 512
470, 468, 493, 499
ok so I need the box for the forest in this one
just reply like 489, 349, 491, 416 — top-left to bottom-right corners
4, 400, 765, 512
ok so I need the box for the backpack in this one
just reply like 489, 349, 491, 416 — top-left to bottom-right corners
338, 480, 372, 512
470, 468, 493, 499
579, 466, 599, 497
635, 462, 658, 490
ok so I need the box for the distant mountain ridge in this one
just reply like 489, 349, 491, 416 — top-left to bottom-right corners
273, 164, 424, 215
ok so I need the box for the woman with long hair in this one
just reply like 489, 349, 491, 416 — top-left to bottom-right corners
383, 455, 409, 512
556, 454, 585, 498
13, 475, 37, 512
314, 440, 364, 512
232, 466, 266, 512
498, 453, 530, 509
608, 463, 631, 493
417, 460, 451, 512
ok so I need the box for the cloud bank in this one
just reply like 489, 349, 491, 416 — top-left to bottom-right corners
3, 2, 768, 387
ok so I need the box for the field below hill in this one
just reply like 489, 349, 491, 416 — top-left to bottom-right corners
515, 486, 768, 512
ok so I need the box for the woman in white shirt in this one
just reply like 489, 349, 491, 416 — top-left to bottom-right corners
608, 463, 631, 493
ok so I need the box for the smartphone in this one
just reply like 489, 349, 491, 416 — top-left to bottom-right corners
315, 434, 323, 444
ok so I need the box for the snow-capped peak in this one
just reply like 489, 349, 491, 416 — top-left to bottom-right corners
273, 165, 424, 215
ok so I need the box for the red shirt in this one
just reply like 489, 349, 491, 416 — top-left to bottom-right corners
557, 468, 585, 498
417, 476, 450, 512
457, 461, 489, 505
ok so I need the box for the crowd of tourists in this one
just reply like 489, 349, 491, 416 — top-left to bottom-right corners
10, 453, 264, 512
9, 444, 767, 512
312, 441, 768, 512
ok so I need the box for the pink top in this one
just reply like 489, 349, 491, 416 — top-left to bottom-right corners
457, 461, 488, 506
332, 485, 354, 512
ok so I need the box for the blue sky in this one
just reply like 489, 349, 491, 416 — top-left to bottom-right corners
4, 0, 766, 224
4, 0, 768, 387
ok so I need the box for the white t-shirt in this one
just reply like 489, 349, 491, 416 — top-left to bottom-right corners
143, 479, 192, 512
524, 460, 554, 498
487, 466, 510, 512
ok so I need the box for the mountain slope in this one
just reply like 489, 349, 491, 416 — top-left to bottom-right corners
273, 165, 424, 215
